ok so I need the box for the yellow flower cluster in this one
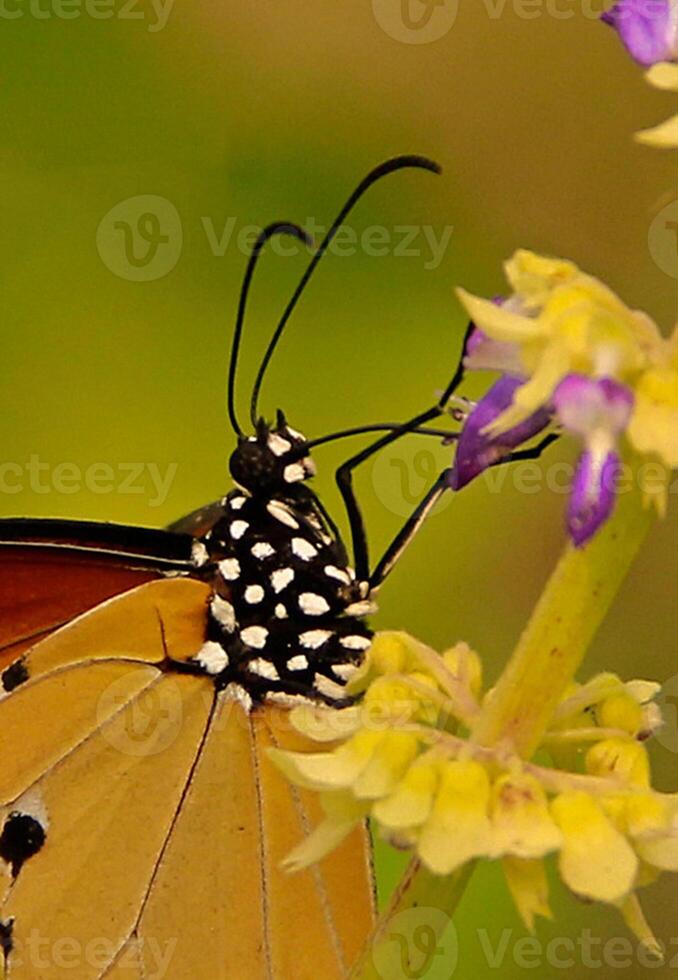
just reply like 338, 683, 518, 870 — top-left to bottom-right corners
271, 632, 674, 951
457, 250, 678, 511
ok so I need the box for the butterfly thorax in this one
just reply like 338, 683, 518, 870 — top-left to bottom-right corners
188, 418, 374, 709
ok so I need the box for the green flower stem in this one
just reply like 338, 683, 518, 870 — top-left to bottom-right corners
351, 483, 654, 978
470, 484, 654, 757
349, 861, 474, 980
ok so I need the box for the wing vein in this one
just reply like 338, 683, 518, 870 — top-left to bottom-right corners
265, 717, 347, 976
249, 713, 274, 980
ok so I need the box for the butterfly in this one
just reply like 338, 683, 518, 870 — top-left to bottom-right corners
0, 155, 465, 980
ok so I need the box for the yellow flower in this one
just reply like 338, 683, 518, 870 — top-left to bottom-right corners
637, 63, 678, 148
270, 632, 674, 949
490, 772, 562, 859
551, 792, 639, 903
417, 760, 493, 875
628, 329, 678, 469
502, 857, 552, 932
456, 250, 658, 435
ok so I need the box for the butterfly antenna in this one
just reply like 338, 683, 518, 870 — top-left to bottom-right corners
228, 221, 312, 435
249, 154, 442, 427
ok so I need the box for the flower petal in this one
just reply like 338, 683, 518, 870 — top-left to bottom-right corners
456, 288, 544, 344
567, 449, 620, 547
503, 857, 552, 932
449, 376, 552, 490
464, 326, 525, 375
636, 112, 678, 146
373, 758, 439, 829
483, 346, 571, 435
551, 792, 638, 903
418, 760, 493, 875
554, 375, 634, 438
490, 773, 563, 859
353, 731, 420, 800
601, 0, 672, 67
282, 792, 369, 871
504, 250, 580, 308
628, 365, 678, 467
619, 895, 664, 962
269, 729, 386, 791
646, 60, 678, 89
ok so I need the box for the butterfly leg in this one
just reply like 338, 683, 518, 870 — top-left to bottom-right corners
370, 431, 560, 591
335, 324, 473, 580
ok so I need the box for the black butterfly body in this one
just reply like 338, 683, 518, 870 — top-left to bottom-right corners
189, 417, 373, 708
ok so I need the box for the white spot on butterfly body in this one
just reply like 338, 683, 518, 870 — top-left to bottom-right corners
240, 626, 269, 649
211, 596, 237, 631
340, 635, 372, 652
332, 662, 360, 681
345, 600, 377, 617
267, 501, 300, 529
229, 496, 247, 511
292, 538, 318, 561
314, 674, 348, 700
299, 593, 331, 617
248, 658, 279, 680
268, 434, 292, 457
191, 542, 209, 567
324, 565, 351, 585
230, 520, 249, 540
284, 463, 306, 484
299, 629, 333, 649
218, 558, 241, 581
196, 641, 229, 675
287, 655, 309, 671
223, 682, 253, 714
251, 542, 275, 560
271, 568, 295, 593
266, 691, 315, 708
244, 585, 265, 605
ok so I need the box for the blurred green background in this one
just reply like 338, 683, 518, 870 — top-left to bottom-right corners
0, 1, 677, 976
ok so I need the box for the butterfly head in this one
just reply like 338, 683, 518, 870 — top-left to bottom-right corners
229, 410, 316, 495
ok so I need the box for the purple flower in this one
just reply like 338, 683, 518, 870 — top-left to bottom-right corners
449, 376, 552, 491
601, 0, 677, 67
567, 450, 621, 548
554, 376, 635, 548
